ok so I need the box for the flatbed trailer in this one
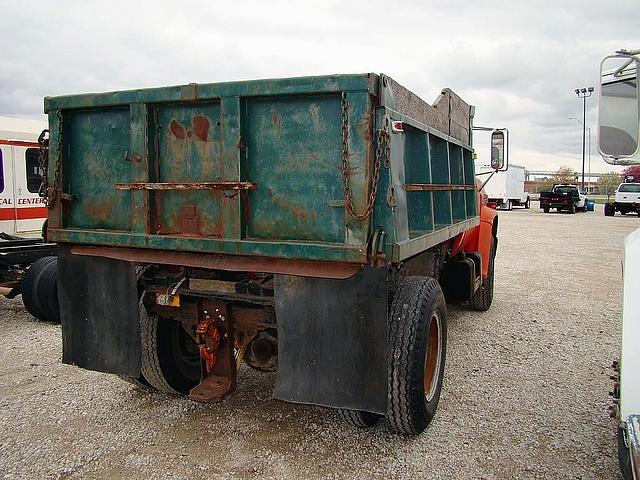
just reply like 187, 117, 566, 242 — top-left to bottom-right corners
44, 73, 498, 434
0, 234, 57, 297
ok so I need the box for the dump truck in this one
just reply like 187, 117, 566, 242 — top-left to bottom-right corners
41, 73, 498, 434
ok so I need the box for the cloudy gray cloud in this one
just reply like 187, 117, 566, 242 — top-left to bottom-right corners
1, 0, 636, 173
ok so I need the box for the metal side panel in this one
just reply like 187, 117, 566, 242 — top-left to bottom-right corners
273, 267, 388, 414
58, 246, 140, 376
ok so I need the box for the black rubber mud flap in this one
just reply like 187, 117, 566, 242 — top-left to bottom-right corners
58, 246, 141, 376
274, 267, 388, 414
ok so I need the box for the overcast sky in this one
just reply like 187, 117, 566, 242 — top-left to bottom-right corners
1, 0, 637, 173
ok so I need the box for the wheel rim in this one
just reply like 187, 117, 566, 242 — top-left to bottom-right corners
423, 312, 442, 402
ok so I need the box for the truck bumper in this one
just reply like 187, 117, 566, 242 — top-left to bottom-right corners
615, 202, 640, 213
626, 415, 640, 479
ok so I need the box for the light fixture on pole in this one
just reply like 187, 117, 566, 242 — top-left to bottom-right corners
574, 86, 594, 191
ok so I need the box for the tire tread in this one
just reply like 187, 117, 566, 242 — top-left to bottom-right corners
138, 305, 181, 395
337, 409, 380, 428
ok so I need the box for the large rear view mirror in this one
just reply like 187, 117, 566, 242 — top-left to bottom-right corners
598, 53, 640, 164
490, 130, 507, 170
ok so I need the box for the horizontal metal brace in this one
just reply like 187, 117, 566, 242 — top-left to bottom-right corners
405, 183, 475, 191
114, 182, 257, 191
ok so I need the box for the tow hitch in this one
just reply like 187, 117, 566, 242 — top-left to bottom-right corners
189, 299, 237, 402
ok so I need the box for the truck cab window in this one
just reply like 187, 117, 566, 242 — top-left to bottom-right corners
619, 183, 640, 193
25, 148, 42, 193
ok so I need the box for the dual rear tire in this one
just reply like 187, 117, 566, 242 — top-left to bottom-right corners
604, 203, 615, 216
22, 256, 60, 323
122, 304, 201, 395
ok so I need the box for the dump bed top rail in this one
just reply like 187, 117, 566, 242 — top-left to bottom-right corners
44, 73, 477, 274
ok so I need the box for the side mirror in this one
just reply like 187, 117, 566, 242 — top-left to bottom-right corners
598, 53, 640, 164
490, 130, 508, 171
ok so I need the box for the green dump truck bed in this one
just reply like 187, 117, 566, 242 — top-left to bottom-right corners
44, 73, 478, 271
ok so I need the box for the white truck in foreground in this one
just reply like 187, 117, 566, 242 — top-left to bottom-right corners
597, 48, 640, 480
476, 164, 530, 210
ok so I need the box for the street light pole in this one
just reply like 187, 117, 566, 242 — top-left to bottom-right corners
587, 127, 591, 193
575, 86, 594, 191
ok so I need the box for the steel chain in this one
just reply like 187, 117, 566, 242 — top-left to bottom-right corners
37, 129, 50, 199
47, 111, 64, 209
341, 93, 389, 221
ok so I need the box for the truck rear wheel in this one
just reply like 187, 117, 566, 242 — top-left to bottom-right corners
139, 307, 201, 395
22, 256, 60, 323
569, 204, 576, 214
337, 409, 381, 428
543, 206, 549, 213
118, 374, 155, 391
468, 238, 496, 312
386, 276, 447, 435
604, 203, 615, 216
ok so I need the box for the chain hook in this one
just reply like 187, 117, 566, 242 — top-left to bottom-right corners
341, 94, 388, 221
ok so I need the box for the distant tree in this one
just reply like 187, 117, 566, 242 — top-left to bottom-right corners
553, 166, 577, 184
537, 177, 555, 192
622, 165, 640, 182
598, 171, 622, 198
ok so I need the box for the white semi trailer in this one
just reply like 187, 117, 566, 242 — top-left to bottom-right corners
476, 164, 529, 210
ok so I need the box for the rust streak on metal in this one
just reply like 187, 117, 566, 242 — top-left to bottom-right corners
267, 189, 310, 222
271, 106, 281, 137
85, 202, 114, 223
192, 115, 210, 141
170, 119, 187, 139
70, 246, 363, 279
114, 182, 257, 191
177, 204, 200, 235
405, 183, 475, 191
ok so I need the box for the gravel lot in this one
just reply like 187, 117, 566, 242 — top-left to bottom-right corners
0, 204, 637, 479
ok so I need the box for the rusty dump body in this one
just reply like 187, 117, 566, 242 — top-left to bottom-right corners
47, 74, 497, 427
44, 73, 478, 275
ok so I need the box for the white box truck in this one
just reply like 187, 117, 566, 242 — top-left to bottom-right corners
476, 164, 530, 210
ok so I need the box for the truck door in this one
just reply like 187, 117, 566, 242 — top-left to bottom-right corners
12, 145, 46, 235
0, 144, 16, 235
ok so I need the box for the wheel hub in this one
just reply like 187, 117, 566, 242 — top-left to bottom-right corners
424, 312, 442, 402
